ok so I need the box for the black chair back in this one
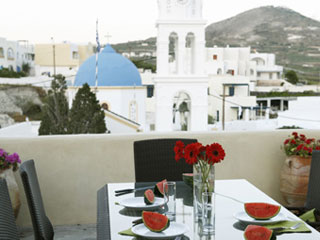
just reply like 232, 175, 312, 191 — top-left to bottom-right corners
305, 150, 320, 210
20, 160, 54, 240
134, 138, 197, 182
0, 178, 20, 240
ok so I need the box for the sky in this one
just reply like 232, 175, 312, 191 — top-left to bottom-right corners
1, 0, 320, 45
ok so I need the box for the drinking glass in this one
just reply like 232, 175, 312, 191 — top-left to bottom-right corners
202, 191, 215, 234
163, 181, 176, 220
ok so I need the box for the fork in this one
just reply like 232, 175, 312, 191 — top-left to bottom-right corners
270, 222, 302, 231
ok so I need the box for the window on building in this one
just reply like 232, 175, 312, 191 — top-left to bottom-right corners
227, 69, 235, 76
129, 101, 137, 122
0, 48, 4, 58
257, 72, 261, 77
7, 48, 14, 60
250, 69, 254, 75
147, 85, 154, 98
216, 110, 219, 122
269, 73, 273, 79
229, 86, 235, 96
213, 54, 218, 60
217, 68, 222, 75
101, 103, 109, 111
72, 51, 79, 59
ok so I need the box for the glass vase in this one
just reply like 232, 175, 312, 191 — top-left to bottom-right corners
193, 163, 215, 223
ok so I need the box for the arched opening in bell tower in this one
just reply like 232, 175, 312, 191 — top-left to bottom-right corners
172, 91, 191, 131
168, 32, 178, 74
185, 32, 195, 74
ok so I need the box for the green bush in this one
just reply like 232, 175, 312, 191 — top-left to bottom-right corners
0, 68, 26, 78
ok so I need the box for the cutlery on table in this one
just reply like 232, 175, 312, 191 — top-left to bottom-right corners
115, 186, 154, 196
270, 222, 302, 231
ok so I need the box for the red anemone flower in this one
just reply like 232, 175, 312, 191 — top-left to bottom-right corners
206, 143, 226, 164
174, 141, 185, 162
184, 142, 202, 165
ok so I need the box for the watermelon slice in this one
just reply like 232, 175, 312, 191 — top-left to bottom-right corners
244, 225, 273, 240
182, 173, 193, 188
245, 202, 281, 220
154, 179, 167, 197
142, 211, 170, 232
144, 189, 155, 205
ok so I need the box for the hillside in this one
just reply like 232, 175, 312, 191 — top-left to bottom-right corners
206, 6, 320, 83
112, 6, 320, 83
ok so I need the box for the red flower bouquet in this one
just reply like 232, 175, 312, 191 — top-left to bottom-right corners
174, 141, 225, 191
283, 132, 320, 158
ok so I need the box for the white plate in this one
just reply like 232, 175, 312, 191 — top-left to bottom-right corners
234, 211, 287, 225
131, 222, 188, 239
119, 197, 165, 210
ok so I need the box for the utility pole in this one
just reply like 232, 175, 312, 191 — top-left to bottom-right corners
51, 37, 56, 78
222, 84, 226, 131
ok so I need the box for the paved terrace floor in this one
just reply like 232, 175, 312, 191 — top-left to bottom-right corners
20, 224, 96, 240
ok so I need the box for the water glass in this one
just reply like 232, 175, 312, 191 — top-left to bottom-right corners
163, 181, 176, 220
202, 191, 215, 234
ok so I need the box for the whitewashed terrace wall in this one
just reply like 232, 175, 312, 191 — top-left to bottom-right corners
1, 130, 320, 227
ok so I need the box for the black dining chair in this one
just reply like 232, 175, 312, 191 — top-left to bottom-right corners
97, 185, 111, 240
133, 138, 197, 182
0, 178, 20, 240
20, 159, 54, 240
287, 150, 320, 230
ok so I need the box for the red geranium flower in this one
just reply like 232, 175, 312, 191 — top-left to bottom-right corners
290, 139, 296, 144
184, 142, 202, 165
206, 143, 226, 164
296, 144, 304, 151
316, 146, 320, 150
284, 139, 290, 145
174, 141, 185, 162
305, 139, 313, 144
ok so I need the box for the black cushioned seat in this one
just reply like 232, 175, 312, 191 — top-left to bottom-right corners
0, 178, 20, 240
133, 138, 197, 182
20, 159, 54, 240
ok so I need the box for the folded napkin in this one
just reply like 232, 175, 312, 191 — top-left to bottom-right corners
265, 221, 311, 234
118, 227, 135, 236
299, 208, 316, 222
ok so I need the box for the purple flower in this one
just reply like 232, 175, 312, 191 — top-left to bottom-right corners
6, 153, 20, 164
0, 149, 6, 157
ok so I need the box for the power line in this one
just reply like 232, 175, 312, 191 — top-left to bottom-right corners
208, 93, 248, 108
278, 115, 320, 123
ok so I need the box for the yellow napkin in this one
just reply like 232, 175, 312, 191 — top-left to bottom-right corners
265, 221, 311, 234
118, 227, 136, 236
299, 208, 316, 222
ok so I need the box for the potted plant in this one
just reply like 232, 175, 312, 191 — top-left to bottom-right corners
0, 148, 21, 218
280, 132, 320, 207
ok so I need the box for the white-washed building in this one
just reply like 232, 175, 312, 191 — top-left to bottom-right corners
0, 37, 35, 74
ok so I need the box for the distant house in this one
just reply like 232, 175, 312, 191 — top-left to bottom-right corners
34, 42, 94, 79
0, 37, 35, 74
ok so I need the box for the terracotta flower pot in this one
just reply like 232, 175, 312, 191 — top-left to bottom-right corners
0, 168, 21, 218
280, 155, 311, 207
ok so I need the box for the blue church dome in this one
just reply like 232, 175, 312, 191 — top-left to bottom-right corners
74, 44, 142, 87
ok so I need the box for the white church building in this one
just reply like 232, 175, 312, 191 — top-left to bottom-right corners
68, 45, 146, 133
67, 0, 286, 133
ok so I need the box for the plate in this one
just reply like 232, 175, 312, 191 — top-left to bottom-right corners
119, 197, 165, 210
131, 222, 188, 239
234, 211, 287, 225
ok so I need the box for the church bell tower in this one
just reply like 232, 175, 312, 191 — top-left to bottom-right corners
154, 0, 208, 131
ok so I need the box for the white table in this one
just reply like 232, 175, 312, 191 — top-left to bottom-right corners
99, 179, 320, 239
